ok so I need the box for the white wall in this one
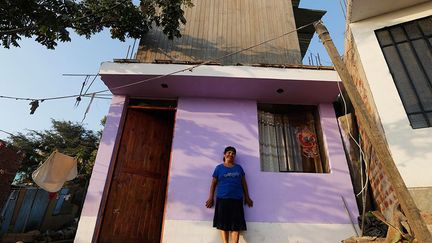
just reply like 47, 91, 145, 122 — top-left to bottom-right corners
349, 2, 432, 187
162, 220, 357, 243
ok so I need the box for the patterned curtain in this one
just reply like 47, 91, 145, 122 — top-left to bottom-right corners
258, 110, 322, 173
258, 111, 302, 172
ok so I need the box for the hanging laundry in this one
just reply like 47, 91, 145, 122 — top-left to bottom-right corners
32, 151, 77, 192
29, 100, 39, 114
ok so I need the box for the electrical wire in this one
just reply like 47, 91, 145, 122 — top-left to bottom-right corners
88, 93, 112, 96
0, 94, 77, 101
0, 20, 319, 101
336, 80, 370, 197
336, 69, 371, 237
0, 93, 111, 101
83, 73, 99, 95
94, 20, 319, 94
83, 95, 112, 100
336, 73, 372, 238
62, 74, 98, 77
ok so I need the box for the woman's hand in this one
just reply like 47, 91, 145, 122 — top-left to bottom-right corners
206, 177, 217, 208
205, 198, 214, 208
245, 197, 253, 207
244, 197, 253, 207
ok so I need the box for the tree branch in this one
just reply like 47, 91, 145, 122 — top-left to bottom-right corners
0, 26, 35, 35
0, 1, 125, 36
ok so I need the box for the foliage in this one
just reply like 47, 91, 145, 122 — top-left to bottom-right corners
0, 0, 193, 49
8, 120, 100, 185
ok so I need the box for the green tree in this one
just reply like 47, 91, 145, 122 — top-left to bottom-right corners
0, 0, 193, 49
8, 120, 100, 185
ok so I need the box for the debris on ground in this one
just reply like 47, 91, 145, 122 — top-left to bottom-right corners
344, 203, 418, 243
1, 218, 77, 243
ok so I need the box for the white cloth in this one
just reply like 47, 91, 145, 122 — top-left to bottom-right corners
32, 151, 77, 192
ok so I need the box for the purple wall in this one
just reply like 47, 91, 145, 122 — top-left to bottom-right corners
165, 97, 358, 224
80, 95, 127, 218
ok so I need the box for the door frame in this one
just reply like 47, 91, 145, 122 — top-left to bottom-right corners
93, 98, 177, 242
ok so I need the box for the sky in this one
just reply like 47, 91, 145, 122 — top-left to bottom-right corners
0, 0, 346, 140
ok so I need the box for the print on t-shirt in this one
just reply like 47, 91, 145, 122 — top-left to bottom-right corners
212, 164, 245, 200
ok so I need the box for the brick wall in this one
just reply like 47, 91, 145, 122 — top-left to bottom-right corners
344, 25, 398, 220
358, 127, 398, 219
0, 140, 23, 211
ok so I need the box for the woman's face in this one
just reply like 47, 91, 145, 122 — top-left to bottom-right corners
224, 151, 236, 163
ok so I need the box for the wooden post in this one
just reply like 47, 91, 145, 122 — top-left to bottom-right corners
314, 21, 432, 242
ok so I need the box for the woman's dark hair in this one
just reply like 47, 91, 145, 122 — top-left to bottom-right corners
224, 146, 236, 154
223, 146, 236, 161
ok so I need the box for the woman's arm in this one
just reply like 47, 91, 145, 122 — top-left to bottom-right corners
242, 176, 253, 207
205, 177, 217, 208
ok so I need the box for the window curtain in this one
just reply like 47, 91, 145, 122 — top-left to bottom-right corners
258, 111, 303, 172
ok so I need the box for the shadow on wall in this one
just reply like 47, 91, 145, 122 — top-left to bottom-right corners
138, 31, 302, 65
166, 100, 357, 227
99, 100, 126, 147
167, 103, 258, 219
382, 117, 432, 167
93, 97, 356, 242
78, 98, 126, 215
173, 112, 257, 158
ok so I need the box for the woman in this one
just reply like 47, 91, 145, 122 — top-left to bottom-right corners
205, 146, 253, 243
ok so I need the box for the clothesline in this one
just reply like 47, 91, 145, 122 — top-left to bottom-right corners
0, 20, 319, 103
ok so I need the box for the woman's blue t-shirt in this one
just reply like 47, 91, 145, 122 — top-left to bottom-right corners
212, 163, 245, 200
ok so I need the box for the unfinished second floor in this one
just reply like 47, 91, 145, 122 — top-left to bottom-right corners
136, 0, 325, 65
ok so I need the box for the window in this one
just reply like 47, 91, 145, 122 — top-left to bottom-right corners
258, 104, 327, 173
375, 16, 432, 129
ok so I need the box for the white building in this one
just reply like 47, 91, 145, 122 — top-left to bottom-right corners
344, 0, 432, 230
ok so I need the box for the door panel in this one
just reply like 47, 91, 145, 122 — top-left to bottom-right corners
99, 108, 175, 243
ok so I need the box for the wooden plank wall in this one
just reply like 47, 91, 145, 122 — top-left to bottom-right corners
137, 0, 302, 65
1, 188, 79, 237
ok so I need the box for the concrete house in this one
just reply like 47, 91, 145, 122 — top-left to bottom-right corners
344, 0, 432, 232
75, 0, 359, 242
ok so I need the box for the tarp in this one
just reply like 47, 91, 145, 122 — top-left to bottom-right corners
32, 151, 77, 192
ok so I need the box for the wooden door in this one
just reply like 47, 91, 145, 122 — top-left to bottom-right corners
99, 108, 175, 243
